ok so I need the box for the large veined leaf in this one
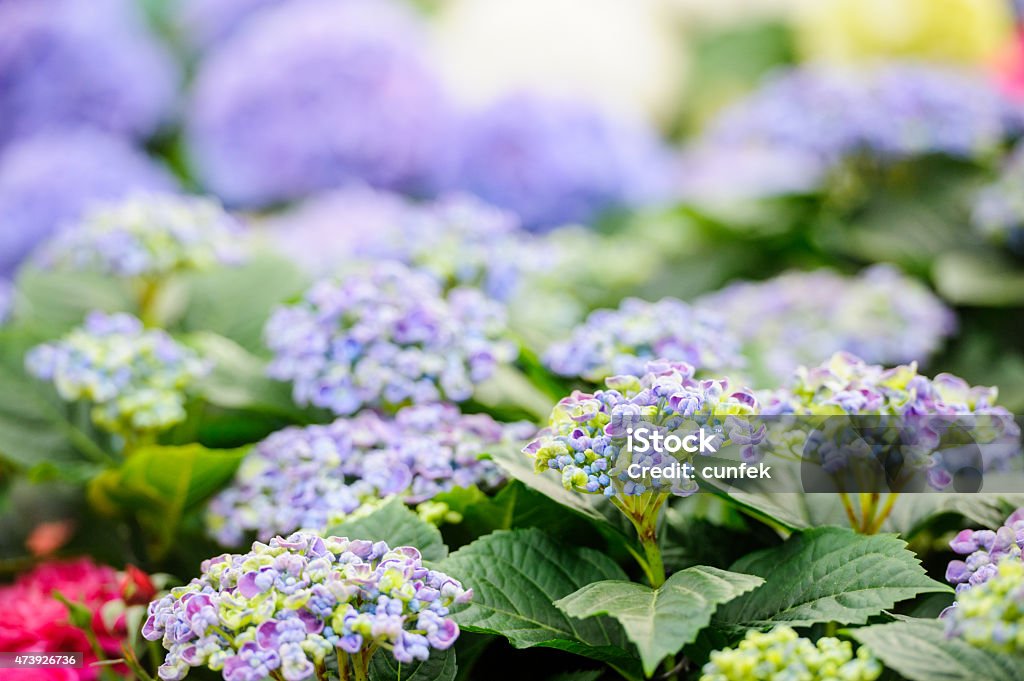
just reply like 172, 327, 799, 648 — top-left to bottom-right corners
555, 567, 764, 676
88, 443, 248, 557
440, 529, 642, 679
326, 497, 448, 562
716, 527, 950, 629
849, 619, 1024, 681
369, 647, 456, 681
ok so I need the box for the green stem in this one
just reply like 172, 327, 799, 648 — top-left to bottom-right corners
864, 493, 900, 535
352, 648, 374, 681
337, 651, 351, 681
137, 278, 162, 327
613, 493, 668, 588
838, 492, 858, 530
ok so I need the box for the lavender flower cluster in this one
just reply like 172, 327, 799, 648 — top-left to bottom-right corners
544, 297, 744, 383
142, 532, 471, 681
206, 403, 529, 546
524, 360, 762, 498
25, 312, 210, 436
265, 262, 516, 415
762, 352, 1021, 490
972, 141, 1024, 254
945, 509, 1024, 597
694, 266, 956, 387
945, 559, 1024, 655
684, 62, 1021, 199
269, 189, 530, 302
0, 130, 176, 276
0, 0, 178, 149
39, 193, 244, 278
185, 0, 452, 207
700, 626, 882, 681
454, 92, 674, 231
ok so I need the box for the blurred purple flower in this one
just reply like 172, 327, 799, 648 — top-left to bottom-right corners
175, 0, 285, 51
0, 0, 178, 149
972, 140, 1024, 254
185, 0, 454, 208
452, 92, 676, 231
0, 130, 177, 276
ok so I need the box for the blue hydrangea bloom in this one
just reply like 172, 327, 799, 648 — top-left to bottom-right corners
0, 0, 178, 149
185, 0, 454, 207
686, 62, 1022, 198
973, 140, 1024, 254
206, 403, 531, 545
945, 559, 1024, 655
694, 266, 956, 386
544, 297, 744, 383
39, 193, 245, 278
0, 130, 177, 276
945, 509, 1024, 598
142, 532, 471, 680
452, 92, 675, 231
264, 262, 516, 415
25, 311, 210, 436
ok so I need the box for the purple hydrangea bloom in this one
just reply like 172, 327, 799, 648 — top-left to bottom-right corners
544, 297, 744, 383
694, 266, 956, 387
524, 360, 763, 498
761, 353, 1022, 491
25, 311, 211, 436
945, 508, 1024, 597
142, 532, 471, 680
452, 92, 676, 231
206, 403, 532, 545
267, 188, 530, 301
264, 262, 516, 415
38, 193, 245, 278
972, 140, 1024, 254
185, 0, 454, 208
0, 0, 178, 149
687, 62, 1022, 198
0, 130, 177, 276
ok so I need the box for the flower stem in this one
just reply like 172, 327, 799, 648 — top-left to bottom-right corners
613, 492, 668, 588
864, 493, 900, 534
838, 492, 858, 529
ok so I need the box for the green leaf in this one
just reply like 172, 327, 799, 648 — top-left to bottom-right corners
327, 498, 448, 562
848, 619, 1024, 681
555, 567, 764, 676
0, 327, 112, 469
88, 443, 248, 557
933, 251, 1024, 306
440, 529, 641, 678
188, 331, 310, 422
369, 647, 456, 681
716, 527, 950, 629
485, 445, 608, 524
14, 267, 135, 335
179, 253, 307, 352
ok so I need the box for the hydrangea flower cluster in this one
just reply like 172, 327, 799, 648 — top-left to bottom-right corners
268, 188, 531, 302
687, 62, 1021, 198
453, 92, 674, 231
694, 266, 956, 386
544, 297, 744, 383
25, 312, 211, 436
142, 532, 471, 681
700, 626, 882, 681
0, 130, 176, 276
945, 508, 1024, 595
0, 558, 141, 681
524, 360, 763, 498
972, 141, 1024, 254
206, 403, 530, 546
186, 0, 452, 207
265, 262, 516, 415
39, 193, 244, 278
0, 0, 177, 149
762, 352, 1021, 490
945, 558, 1024, 655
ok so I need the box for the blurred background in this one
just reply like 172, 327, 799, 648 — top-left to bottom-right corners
3, 0, 1024, 583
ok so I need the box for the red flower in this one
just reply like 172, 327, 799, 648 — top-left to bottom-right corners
118, 565, 156, 606
0, 559, 130, 681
